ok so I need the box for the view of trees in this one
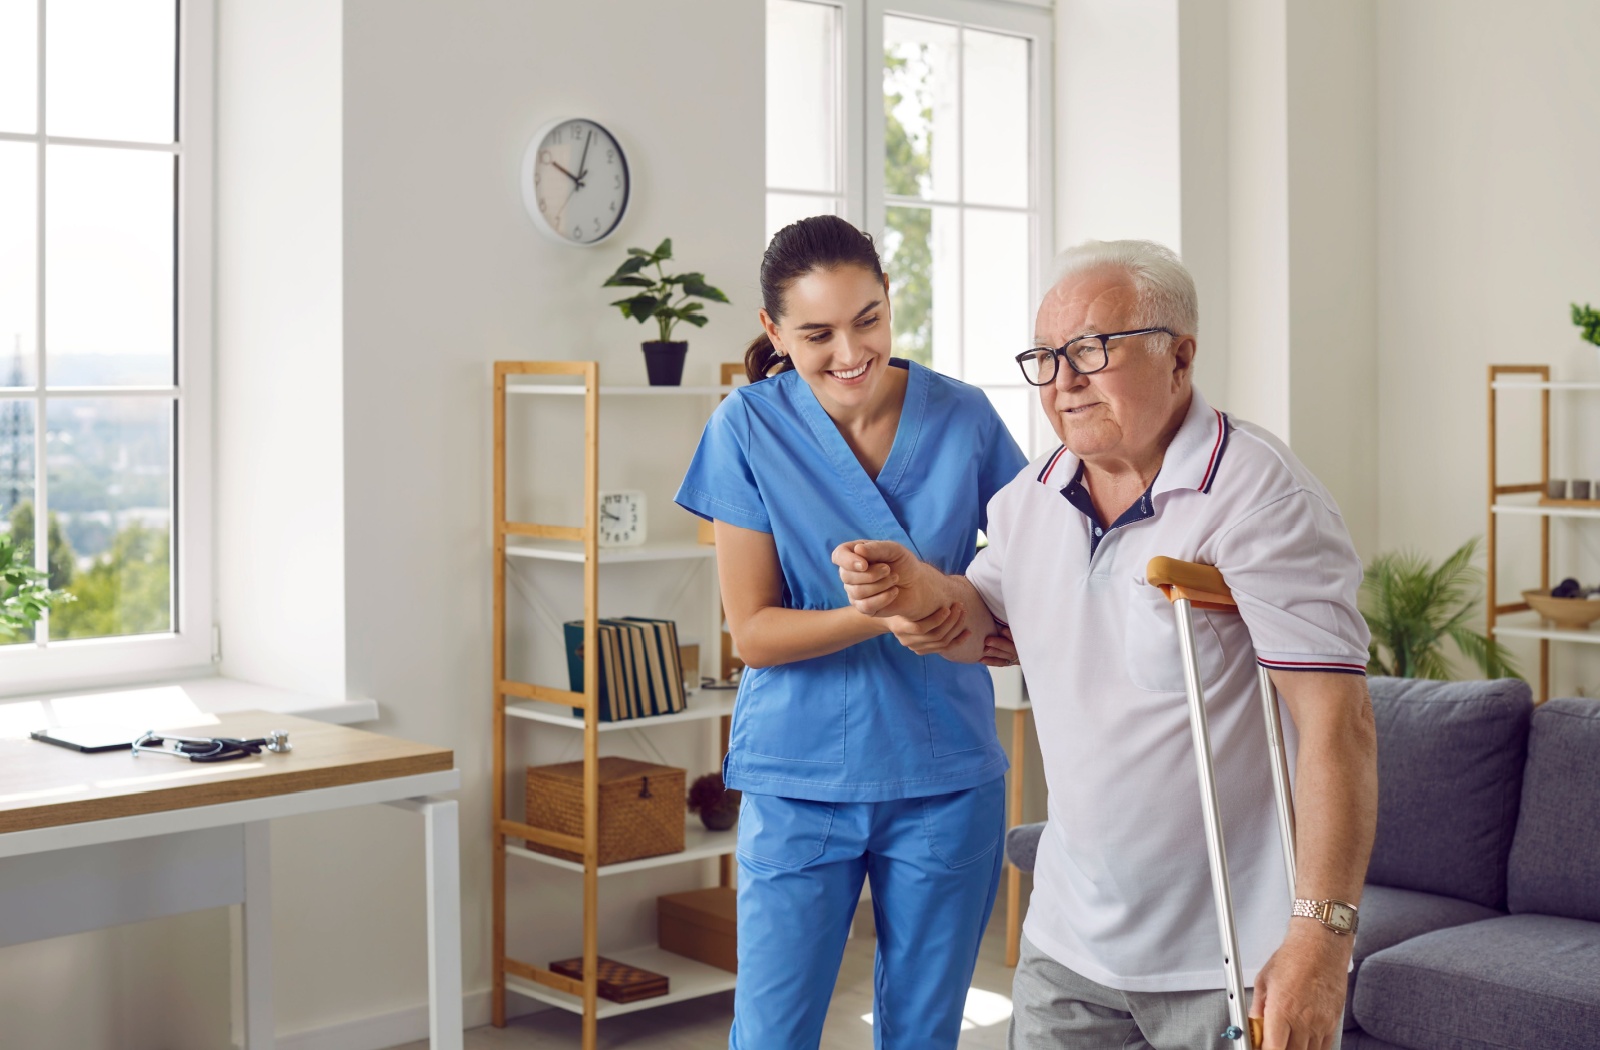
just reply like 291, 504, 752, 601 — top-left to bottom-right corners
883, 45, 935, 366
0, 501, 170, 645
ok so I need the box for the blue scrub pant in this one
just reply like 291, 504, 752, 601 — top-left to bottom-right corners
730, 777, 1006, 1050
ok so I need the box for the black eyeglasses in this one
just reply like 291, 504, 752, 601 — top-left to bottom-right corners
1014, 327, 1174, 386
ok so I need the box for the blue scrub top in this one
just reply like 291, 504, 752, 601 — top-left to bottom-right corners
675, 359, 1028, 802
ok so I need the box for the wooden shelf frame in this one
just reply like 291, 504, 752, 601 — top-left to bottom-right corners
1485, 363, 1600, 702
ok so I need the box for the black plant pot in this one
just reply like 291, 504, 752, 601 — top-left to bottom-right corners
642, 341, 688, 386
699, 805, 738, 832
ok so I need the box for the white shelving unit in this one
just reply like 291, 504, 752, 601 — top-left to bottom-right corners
493, 361, 744, 1049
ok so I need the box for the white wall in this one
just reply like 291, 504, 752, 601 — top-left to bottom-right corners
1376, 0, 1600, 696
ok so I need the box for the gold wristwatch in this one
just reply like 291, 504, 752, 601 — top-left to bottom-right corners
1292, 897, 1358, 934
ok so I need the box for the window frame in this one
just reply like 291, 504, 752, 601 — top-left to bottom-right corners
0, 0, 215, 698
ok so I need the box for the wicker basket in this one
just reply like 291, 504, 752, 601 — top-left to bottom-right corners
525, 756, 686, 865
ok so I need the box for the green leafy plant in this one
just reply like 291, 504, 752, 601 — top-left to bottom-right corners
1360, 537, 1518, 680
1572, 302, 1600, 347
0, 532, 74, 638
603, 238, 729, 343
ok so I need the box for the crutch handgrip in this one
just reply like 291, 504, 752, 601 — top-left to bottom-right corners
1147, 557, 1237, 610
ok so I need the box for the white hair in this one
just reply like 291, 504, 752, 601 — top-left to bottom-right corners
1047, 239, 1198, 349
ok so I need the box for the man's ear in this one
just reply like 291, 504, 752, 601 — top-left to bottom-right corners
1172, 334, 1197, 379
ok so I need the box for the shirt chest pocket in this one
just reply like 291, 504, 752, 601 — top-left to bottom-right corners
1122, 580, 1229, 693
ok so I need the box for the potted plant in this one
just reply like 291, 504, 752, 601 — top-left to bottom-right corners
1, 532, 73, 641
603, 238, 728, 386
1572, 302, 1600, 370
686, 772, 740, 832
1360, 537, 1519, 679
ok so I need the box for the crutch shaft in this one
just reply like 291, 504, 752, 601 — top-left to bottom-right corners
1259, 665, 1298, 899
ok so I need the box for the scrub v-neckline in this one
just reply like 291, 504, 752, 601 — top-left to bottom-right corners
792, 359, 928, 554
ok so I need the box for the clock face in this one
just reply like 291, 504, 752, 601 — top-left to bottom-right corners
599, 490, 646, 547
520, 118, 630, 246
1327, 902, 1357, 931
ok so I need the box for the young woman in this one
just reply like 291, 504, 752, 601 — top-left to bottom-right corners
675, 215, 1027, 1049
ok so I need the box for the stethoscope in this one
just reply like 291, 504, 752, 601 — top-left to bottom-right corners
132, 729, 293, 763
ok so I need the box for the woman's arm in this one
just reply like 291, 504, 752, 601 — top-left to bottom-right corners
716, 520, 892, 669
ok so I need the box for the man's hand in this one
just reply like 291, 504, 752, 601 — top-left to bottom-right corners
831, 540, 941, 619
884, 603, 970, 655
980, 625, 1018, 667
1248, 924, 1351, 1050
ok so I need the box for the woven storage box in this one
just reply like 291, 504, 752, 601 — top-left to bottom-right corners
658, 886, 737, 973
525, 756, 685, 865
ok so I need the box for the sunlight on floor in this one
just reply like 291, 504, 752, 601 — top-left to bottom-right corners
860, 986, 1014, 1031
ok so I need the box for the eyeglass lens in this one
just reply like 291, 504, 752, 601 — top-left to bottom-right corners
1017, 339, 1108, 385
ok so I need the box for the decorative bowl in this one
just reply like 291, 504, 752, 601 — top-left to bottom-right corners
1522, 589, 1600, 629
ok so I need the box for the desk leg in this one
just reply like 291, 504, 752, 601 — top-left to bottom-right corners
241, 820, 275, 1049
390, 796, 463, 1050
1006, 709, 1026, 969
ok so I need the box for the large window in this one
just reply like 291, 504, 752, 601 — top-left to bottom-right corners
766, 0, 1051, 452
0, 0, 213, 693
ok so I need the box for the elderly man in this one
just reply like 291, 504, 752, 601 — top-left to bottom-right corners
833, 240, 1377, 1050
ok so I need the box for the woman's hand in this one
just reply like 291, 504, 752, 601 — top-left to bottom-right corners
885, 602, 971, 655
980, 626, 1018, 667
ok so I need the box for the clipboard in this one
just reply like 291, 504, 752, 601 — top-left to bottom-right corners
29, 726, 137, 753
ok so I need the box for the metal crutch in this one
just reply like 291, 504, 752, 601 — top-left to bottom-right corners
1146, 557, 1298, 1049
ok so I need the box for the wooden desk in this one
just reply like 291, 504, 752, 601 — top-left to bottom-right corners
0, 712, 462, 1049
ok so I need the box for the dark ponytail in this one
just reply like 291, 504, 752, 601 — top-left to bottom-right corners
744, 215, 886, 383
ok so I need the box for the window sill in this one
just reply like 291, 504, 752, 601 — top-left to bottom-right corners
0, 673, 379, 740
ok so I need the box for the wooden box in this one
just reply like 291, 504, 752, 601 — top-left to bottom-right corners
657, 886, 737, 973
548, 955, 669, 1003
525, 756, 685, 865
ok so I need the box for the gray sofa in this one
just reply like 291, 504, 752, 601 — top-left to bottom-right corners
1003, 677, 1600, 1050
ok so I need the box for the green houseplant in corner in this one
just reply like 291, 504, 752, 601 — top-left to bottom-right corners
1360, 537, 1519, 680
1572, 302, 1600, 370
0, 532, 73, 643
603, 238, 729, 386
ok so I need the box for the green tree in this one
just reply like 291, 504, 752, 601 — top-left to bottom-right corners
8, 501, 76, 591
50, 522, 170, 640
883, 48, 934, 365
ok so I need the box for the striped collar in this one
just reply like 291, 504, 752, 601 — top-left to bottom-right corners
1035, 386, 1232, 495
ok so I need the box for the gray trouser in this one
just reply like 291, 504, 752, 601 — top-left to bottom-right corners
1009, 933, 1342, 1050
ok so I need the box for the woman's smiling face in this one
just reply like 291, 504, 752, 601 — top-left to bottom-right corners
762, 265, 895, 413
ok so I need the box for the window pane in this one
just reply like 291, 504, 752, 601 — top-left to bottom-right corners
46, 0, 176, 143
766, 192, 839, 243
45, 396, 173, 641
767, 0, 838, 194
981, 386, 1033, 457
0, 142, 37, 387
963, 208, 1030, 385
963, 29, 1029, 208
45, 145, 174, 386
883, 203, 958, 369
0, 398, 37, 646
0, 0, 37, 134
884, 16, 958, 202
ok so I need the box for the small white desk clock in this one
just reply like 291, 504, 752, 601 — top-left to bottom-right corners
599, 490, 646, 547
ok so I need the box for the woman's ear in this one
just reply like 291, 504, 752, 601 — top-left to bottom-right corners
758, 308, 786, 356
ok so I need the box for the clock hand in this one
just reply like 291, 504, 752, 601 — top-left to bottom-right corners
552, 161, 581, 187
576, 130, 593, 184
601, 509, 620, 522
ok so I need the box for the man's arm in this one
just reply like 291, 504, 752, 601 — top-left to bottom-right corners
1250, 670, 1378, 1050
832, 540, 998, 664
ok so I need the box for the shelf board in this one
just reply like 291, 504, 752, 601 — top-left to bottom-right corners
1492, 612, 1600, 645
505, 945, 737, 1019
1491, 502, 1600, 520
1490, 380, 1600, 391
506, 819, 737, 876
505, 540, 716, 563
505, 384, 741, 397
506, 691, 736, 731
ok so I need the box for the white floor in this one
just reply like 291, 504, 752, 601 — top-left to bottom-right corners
391, 901, 1022, 1050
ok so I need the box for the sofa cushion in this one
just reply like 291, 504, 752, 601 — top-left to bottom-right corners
1507, 698, 1600, 922
1366, 677, 1531, 908
1343, 884, 1502, 1030
1005, 821, 1044, 873
1353, 913, 1600, 1050
1341, 1033, 1409, 1050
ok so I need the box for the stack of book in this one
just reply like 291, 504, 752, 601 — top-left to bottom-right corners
563, 617, 688, 722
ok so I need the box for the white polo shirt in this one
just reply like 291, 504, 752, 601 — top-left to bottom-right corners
967, 385, 1369, 992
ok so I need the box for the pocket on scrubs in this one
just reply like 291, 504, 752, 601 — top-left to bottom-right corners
919, 777, 1005, 869
1124, 580, 1228, 692
735, 650, 847, 764
737, 792, 836, 869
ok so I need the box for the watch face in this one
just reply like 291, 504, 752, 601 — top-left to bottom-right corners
1327, 902, 1356, 931
598, 491, 646, 547
521, 118, 630, 246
